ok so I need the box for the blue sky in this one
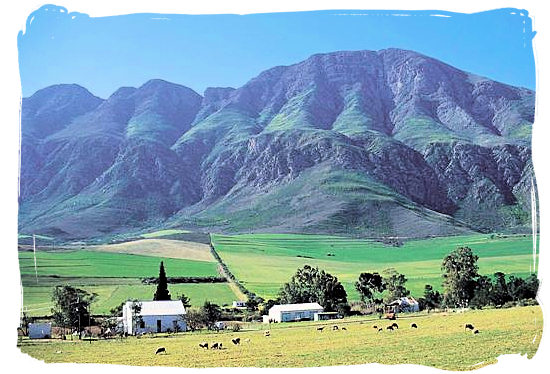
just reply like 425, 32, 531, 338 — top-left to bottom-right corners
18, 5, 536, 98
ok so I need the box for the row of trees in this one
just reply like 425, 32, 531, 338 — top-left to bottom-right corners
271, 265, 411, 315
440, 246, 538, 309
272, 246, 539, 315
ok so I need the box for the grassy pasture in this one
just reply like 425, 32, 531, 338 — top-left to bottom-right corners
18, 249, 233, 316
19, 306, 542, 370
212, 233, 538, 300
19, 250, 218, 279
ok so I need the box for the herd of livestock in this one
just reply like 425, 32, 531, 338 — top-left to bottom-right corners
153, 321, 481, 355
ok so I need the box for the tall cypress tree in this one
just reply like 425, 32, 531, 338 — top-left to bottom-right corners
154, 261, 171, 301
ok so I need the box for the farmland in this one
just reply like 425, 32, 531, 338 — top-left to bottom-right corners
18, 232, 538, 316
212, 233, 538, 300
18, 241, 236, 316
19, 306, 542, 370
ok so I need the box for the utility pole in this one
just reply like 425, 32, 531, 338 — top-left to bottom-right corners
88, 303, 92, 344
32, 234, 38, 284
77, 296, 81, 339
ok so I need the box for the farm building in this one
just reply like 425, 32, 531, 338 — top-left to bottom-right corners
387, 297, 420, 313
122, 300, 186, 335
266, 302, 324, 323
28, 323, 51, 339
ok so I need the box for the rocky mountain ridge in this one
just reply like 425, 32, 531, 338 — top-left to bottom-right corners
18, 49, 536, 239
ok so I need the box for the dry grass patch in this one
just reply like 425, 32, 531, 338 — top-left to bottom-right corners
91, 239, 214, 262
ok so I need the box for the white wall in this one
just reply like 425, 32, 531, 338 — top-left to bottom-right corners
269, 309, 323, 322
136, 315, 187, 334
28, 323, 51, 339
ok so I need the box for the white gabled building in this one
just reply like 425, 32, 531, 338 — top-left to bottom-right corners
266, 302, 324, 323
387, 297, 420, 313
122, 300, 186, 335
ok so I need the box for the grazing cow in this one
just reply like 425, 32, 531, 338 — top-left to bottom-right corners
317, 326, 324, 332
386, 325, 394, 331
341, 327, 347, 331
464, 324, 475, 331
411, 323, 418, 329
232, 338, 241, 345
378, 328, 383, 332
155, 347, 166, 355
264, 330, 271, 337
199, 342, 209, 349
473, 329, 480, 334
372, 325, 378, 329
391, 323, 399, 329
211, 342, 219, 350
333, 325, 339, 331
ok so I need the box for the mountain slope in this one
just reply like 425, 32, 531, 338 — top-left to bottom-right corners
19, 49, 536, 239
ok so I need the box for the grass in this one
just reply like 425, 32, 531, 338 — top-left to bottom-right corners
19, 306, 542, 370
18, 250, 218, 279
18, 249, 232, 316
212, 233, 538, 300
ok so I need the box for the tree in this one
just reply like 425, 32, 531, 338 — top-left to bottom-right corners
128, 300, 143, 334
20, 311, 31, 336
441, 247, 479, 308
469, 275, 493, 309
201, 301, 222, 329
278, 265, 348, 312
423, 284, 442, 311
153, 261, 171, 301
506, 275, 527, 301
51, 285, 96, 333
184, 308, 205, 332
524, 274, 540, 300
491, 272, 512, 306
355, 272, 385, 310
177, 293, 191, 308
245, 297, 259, 312
382, 268, 409, 303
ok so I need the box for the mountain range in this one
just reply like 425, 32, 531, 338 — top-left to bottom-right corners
18, 49, 536, 239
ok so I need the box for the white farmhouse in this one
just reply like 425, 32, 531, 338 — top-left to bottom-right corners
28, 322, 52, 339
387, 297, 420, 313
122, 300, 186, 335
266, 302, 324, 323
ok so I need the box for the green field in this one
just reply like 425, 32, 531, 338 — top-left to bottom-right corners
212, 233, 538, 300
19, 249, 235, 316
19, 306, 542, 370
19, 250, 218, 279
